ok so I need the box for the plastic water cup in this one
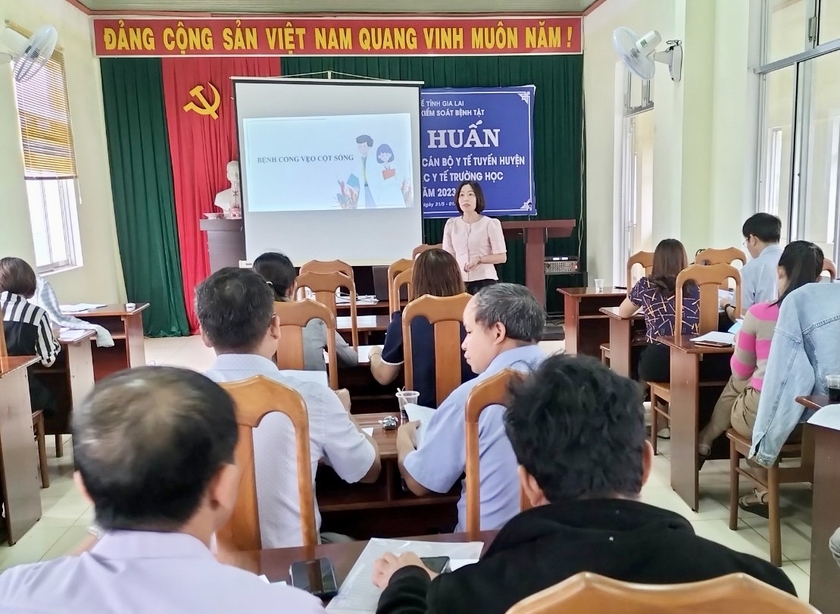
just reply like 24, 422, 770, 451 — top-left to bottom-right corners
827, 375, 840, 403
396, 390, 420, 422
594, 279, 605, 293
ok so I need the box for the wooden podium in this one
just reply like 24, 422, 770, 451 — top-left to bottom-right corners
501, 219, 577, 306
199, 218, 246, 273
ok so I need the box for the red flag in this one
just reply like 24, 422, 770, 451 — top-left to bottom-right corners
162, 57, 279, 332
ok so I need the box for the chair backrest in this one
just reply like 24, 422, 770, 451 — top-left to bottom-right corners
464, 368, 529, 535
694, 247, 747, 267
299, 259, 354, 282
676, 263, 741, 337
388, 258, 413, 313
412, 243, 443, 259
626, 251, 654, 289
822, 258, 836, 281
295, 271, 358, 349
505, 571, 817, 614
273, 300, 339, 389
0, 307, 7, 358
402, 293, 472, 406
391, 268, 413, 315
217, 376, 317, 551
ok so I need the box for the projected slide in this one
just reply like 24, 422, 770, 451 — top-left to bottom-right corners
242, 113, 414, 212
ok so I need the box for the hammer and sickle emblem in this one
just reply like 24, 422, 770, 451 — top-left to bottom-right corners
183, 83, 221, 119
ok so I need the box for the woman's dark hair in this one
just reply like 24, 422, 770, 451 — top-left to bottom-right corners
376, 143, 394, 163
0, 257, 37, 298
648, 239, 690, 296
412, 249, 465, 300
253, 252, 296, 301
775, 241, 824, 307
454, 180, 486, 215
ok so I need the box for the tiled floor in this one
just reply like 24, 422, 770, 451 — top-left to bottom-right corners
0, 336, 813, 601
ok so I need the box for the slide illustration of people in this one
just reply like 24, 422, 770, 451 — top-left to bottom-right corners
336, 134, 413, 209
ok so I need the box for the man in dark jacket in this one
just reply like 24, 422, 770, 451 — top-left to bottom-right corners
372, 354, 795, 614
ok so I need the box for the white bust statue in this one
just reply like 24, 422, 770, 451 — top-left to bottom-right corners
214, 160, 241, 218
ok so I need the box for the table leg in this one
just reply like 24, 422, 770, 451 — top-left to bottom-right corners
124, 313, 146, 369
809, 426, 840, 614
563, 295, 579, 355
670, 349, 701, 511
609, 317, 632, 378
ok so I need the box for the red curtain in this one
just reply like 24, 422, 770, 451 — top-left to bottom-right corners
162, 57, 280, 332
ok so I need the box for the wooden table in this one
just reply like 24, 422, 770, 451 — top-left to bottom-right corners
0, 356, 42, 545
557, 288, 626, 358
34, 330, 96, 456
658, 335, 733, 511
795, 395, 840, 614
317, 412, 459, 538
600, 307, 645, 378
72, 304, 149, 380
233, 531, 498, 585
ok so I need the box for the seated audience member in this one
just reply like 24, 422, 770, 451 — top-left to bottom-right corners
0, 257, 61, 414
196, 268, 380, 547
831, 528, 840, 568
0, 367, 325, 613
369, 248, 476, 407
32, 275, 114, 348
373, 355, 795, 614
751, 282, 840, 467
253, 251, 358, 371
619, 239, 699, 383
396, 283, 545, 531
721, 213, 783, 321
698, 242, 824, 473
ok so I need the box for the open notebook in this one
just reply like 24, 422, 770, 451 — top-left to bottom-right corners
403, 403, 436, 446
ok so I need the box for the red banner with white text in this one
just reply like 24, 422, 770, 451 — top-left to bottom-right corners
93, 16, 582, 57
162, 57, 280, 332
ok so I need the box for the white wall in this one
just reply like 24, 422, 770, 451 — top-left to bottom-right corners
584, 0, 762, 283
0, 0, 125, 303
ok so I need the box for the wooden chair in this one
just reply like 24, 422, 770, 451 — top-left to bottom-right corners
218, 376, 317, 551
601, 251, 655, 364
626, 250, 654, 289
295, 271, 359, 349
650, 263, 741, 455
391, 268, 413, 316
402, 293, 472, 407
299, 259, 354, 283
387, 258, 413, 314
505, 571, 817, 614
727, 428, 813, 567
273, 300, 339, 390
822, 258, 836, 281
465, 368, 530, 535
694, 247, 747, 267
412, 243, 442, 259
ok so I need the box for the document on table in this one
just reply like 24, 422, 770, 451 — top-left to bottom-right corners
808, 405, 840, 431
692, 331, 735, 346
58, 329, 90, 343
403, 403, 436, 445
326, 538, 484, 614
362, 427, 374, 437
60, 303, 105, 314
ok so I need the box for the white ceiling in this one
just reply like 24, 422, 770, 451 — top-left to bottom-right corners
73, 0, 598, 13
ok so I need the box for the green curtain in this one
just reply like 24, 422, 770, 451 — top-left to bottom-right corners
282, 56, 584, 312
100, 59, 190, 337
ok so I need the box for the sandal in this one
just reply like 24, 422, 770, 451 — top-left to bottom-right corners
738, 488, 770, 519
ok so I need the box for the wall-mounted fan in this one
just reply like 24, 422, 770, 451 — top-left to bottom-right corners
612, 28, 683, 83
0, 24, 58, 82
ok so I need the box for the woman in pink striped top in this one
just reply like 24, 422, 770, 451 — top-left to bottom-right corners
698, 241, 824, 464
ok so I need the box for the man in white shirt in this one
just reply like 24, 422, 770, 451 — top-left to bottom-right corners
723, 213, 783, 320
196, 267, 381, 547
397, 283, 546, 531
0, 366, 325, 613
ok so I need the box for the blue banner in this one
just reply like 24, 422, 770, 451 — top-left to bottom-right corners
420, 86, 536, 219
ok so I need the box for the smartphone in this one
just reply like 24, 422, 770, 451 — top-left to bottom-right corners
289, 558, 338, 599
420, 556, 451, 574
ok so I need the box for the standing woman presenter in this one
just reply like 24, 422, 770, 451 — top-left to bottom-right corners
442, 180, 507, 294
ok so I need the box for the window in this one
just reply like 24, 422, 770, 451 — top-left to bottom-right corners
11, 33, 81, 273
756, 0, 840, 262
